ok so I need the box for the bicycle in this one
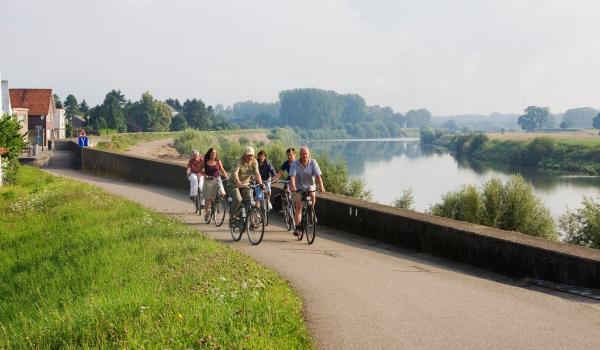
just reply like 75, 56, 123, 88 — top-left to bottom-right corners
190, 174, 203, 216
229, 183, 265, 245
254, 179, 273, 226
205, 177, 230, 227
297, 189, 317, 244
278, 180, 295, 232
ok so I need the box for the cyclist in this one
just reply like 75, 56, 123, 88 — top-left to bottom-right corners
275, 147, 296, 184
186, 149, 205, 207
231, 146, 265, 223
289, 146, 325, 236
202, 147, 228, 221
256, 150, 277, 210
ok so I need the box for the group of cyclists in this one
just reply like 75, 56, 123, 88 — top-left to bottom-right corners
186, 145, 326, 237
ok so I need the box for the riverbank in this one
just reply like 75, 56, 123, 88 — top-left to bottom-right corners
0, 166, 311, 349
426, 131, 600, 175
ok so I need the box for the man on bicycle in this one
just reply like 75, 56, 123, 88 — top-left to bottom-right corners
275, 147, 296, 184
289, 146, 325, 236
231, 146, 265, 223
186, 149, 204, 207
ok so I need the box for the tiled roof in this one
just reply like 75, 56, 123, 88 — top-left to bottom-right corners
0, 147, 8, 156
9, 89, 53, 116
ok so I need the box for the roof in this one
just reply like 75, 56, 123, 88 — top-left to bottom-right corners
0, 147, 8, 156
9, 89, 53, 116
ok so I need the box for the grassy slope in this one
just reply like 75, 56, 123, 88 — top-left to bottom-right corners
0, 167, 311, 349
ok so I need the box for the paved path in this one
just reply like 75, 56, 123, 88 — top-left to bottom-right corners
45, 157, 600, 349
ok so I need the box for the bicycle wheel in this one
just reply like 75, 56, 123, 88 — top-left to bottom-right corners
214, 196, 227, 227
204, 205, 211, 224
229, 208, 243, 241
305, 206, 316, 244
195, 195, 202, 215
246, 206, 265, 245
284, 200, 294, 231
262, 196, 270, 226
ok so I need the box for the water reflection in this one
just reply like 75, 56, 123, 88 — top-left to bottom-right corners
309, 139, 600, 219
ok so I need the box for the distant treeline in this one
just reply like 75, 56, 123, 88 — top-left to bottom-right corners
433, 106, 600, 133
55, 91, 232, 133
422, 130, 600, 175
216, 88, 431, 138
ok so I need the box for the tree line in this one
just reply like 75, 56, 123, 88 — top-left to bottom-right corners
54, 91, 232, 133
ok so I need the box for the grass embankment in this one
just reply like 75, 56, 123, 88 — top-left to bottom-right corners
0, 167, 311, 349
428, 131, 600, 175
95, 132, 180, 153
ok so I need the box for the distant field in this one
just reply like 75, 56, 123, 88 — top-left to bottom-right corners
486, 130, 600, 144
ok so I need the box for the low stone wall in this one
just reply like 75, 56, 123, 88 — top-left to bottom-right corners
82, 147, 188, 190
82, 147, 600, 289
271, 187, 600, 289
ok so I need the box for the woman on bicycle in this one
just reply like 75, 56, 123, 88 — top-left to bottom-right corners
186, 149, 204, 206
202, 148, 228, 221
256, 150, 277, 210
231, 146, 265, 222
289, 146, 325, 236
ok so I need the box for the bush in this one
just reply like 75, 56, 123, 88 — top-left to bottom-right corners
393, 188, 415, 210
172, 129, 215, 156
429, 176, 557, 240
0, 114, 27, 183
559, 196, 600, 248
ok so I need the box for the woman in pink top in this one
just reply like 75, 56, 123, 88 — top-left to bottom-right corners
202, 148, 228, 221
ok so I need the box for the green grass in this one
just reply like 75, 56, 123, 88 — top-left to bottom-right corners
0, 167, 312, 349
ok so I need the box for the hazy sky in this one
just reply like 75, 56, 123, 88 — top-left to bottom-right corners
1, 0, 599, 115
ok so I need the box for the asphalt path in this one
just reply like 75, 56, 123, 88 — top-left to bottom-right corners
45, 154, 600, 350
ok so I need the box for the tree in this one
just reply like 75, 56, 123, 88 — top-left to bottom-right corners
170, 113, 188, 131
443, 119, 459, 133
562, 107, 598, 129
79, 100, 89, 116
518, 106, 550, 132
559, 121, 568, 129
182, 98, 211, 129
405, 109, 432, 128
127, 92, 171, 132
63, 94, 80, 117
99, 90, 127, 132
165, 98, 183, 111
592, 113, 600, 129
54, 94, 63, 108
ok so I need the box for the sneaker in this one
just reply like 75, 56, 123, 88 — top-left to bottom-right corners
268, 200, 273, 211
190, 195, 196, 202
293, 228, 300, 237
205, 209, 211, 221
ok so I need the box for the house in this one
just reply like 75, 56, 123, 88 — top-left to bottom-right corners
1, 80, 11, 115
13, 108, 29, 142
54, 108, 66, 139
71, 115, 86, 136
9, 88, 56, 147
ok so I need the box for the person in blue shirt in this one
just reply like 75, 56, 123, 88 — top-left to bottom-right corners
256, 150, 277, 210
275, 147, 296, 183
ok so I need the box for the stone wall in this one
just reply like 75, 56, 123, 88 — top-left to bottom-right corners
82, 147, 188, 190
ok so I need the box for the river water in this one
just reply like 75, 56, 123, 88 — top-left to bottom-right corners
309, 138, 600, 219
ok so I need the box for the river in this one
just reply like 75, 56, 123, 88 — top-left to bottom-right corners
309, 138, 600, 219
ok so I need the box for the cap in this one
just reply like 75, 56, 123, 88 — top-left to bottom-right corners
244, 146, 255, 156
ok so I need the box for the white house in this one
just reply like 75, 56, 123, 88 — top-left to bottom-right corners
54, 108, 66, 139
0, 70, 12, 115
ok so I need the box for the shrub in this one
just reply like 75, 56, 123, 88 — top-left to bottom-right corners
393, 188, 415, 210
0, 114, 27, 183
430, 176, 557, 240
430, 185, 482, 223
559, 196, 600, 248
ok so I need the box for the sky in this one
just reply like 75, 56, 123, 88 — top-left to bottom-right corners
1, 0, 599, 115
